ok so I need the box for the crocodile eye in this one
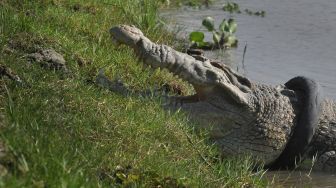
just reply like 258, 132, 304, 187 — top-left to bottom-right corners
209, 61, 225, 70
209, 61, 252, 89
237, 76, 252, 88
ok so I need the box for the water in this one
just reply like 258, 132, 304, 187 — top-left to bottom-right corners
161, 0, 336, 186
161, 0, 336, 99
265, 170, 336, 187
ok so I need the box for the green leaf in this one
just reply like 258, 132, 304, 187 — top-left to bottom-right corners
219, 19, 228, 33
189, 31, 205, 43
223, 5, 229, 12
228, 18, 237, 33
212, 31, 221, 44
223, 2, 240, 13
202, 16, 215, 31
233, 3, 239, 11
224, 35, 238, 47
220, 19, 237, 33
199, 41, 212, 48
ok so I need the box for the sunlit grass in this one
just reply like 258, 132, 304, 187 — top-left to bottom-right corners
0, 0, 267, 187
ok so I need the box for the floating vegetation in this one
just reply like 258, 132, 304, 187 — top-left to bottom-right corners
168, 0, 214, 8
186, 0, 213, 7
189, 16, 238, 49
223, 2, 266, 17
222, 2, 241, 13
245, 9, 266, 17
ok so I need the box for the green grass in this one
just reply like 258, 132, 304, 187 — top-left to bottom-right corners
0, 0, 267, 187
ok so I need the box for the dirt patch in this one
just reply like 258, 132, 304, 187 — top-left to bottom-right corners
8, 33, 42, 53
7, 32, 59, 54
0, 64, 22, 83
28, 49, 68, 72
2, 47, 14, 55
74, 54, 92, 67
6, 33, 69, 73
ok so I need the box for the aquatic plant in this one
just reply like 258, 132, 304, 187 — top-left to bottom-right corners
222, 2, 266, 17
222, 2, 241, 13
169, 0, 213, 8
189, 16, 238, 49
245, 9, 266, 17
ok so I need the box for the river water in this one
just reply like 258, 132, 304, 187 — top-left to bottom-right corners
161, 0, 336, 186
162, 0, 336, 99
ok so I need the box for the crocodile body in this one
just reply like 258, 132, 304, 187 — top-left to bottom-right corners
101, 25, 336, 172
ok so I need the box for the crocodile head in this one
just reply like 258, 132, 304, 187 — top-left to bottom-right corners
109, 25, 296, 163
109, 25, 144, 47
110, 25, 252, 105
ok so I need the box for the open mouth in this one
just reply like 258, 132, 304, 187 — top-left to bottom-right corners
109, 25, 252, 105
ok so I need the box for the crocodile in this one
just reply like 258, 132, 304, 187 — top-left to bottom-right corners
98, 25, 336, 172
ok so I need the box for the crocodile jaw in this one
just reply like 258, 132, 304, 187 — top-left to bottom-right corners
110, 25, 144, 47
110, 25, 253, 106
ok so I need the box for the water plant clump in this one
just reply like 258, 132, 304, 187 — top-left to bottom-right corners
222, 2, 266, 17
169, 0, 214, 8
189, 16, 238, 49
222, 2, 241, 13
245, 9, 266, 17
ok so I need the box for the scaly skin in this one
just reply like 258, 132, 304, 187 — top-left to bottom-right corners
102, 25, 336, 172
308, 100, 336, 172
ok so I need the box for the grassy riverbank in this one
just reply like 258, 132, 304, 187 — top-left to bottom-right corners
0, 0, 266, 187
